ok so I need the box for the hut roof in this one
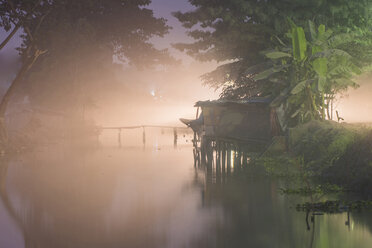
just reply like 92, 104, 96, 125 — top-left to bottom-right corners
194, 97, 272, 107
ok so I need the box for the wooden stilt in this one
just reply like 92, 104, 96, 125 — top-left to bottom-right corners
227, 144, 231, 175
222, 142, 226, 175
118, 129, 122, 147
173, 128, 178, 148
142, 126, 146, 147
242, 151, 248, 167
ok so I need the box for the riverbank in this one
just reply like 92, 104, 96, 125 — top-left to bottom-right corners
257, 121, 372, 196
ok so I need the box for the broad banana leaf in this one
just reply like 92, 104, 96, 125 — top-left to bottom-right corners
264, 51, 292, 59
313, 58, 328, 76
308, 20, 317, 41
334, 78, 358, 87
312, 45, 328, 77
317, 76, 326, 92
254, 64, 289, 81
318, 24, 325, 37
291, 79, 315, 94
292, 27, 307, 61
312, 49, 352, 59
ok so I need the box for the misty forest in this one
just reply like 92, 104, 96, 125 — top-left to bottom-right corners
1, 0, 372, 247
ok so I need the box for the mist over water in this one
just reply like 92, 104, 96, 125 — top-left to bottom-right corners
1, 1, 372, 247
1, 140, 372, 248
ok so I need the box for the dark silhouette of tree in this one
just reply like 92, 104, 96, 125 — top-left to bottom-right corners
0, 0, 174, 147
0, 0, 43, 50
173, 0, 372, 99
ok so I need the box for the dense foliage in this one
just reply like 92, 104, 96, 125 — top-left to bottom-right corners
0, 0, 175, 146
19, 0, 174, 110
291, 121, 372, 194
174, 0, 372, 108
1, 0, 172, 64
258, 121, 372, 194
252, 21, 365, 126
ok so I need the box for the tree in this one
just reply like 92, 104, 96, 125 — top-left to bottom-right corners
174, 0, 372, 99
0, 0, 49, 144
0, 0, 174, 146
252, 21, 362, 127
0, 0, 44, 50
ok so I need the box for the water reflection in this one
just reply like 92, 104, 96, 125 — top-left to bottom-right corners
0, 147, 222, 248
0, 143, 371, 247
193, 144, 372, 248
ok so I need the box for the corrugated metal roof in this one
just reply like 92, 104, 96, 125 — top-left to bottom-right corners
194, 97, 272, 107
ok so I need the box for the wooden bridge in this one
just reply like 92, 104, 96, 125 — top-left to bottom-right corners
97, 125, 190, 147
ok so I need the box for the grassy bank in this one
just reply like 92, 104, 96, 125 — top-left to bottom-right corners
257, 121, 372, 195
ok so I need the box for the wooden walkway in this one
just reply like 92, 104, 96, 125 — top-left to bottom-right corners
97, 125, 189, 147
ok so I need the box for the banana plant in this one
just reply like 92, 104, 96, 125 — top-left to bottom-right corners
252, 20, 361, 127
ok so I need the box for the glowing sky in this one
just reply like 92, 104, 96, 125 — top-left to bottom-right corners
1, 1, 370, 123
149, 0, 196, 64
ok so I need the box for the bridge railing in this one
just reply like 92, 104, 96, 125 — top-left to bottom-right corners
97, 125, 190, 147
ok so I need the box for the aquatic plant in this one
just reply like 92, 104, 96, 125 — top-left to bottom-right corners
279, 184, 344, 195
296, 200, 372, 213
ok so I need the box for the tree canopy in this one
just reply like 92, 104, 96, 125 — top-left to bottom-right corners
0, 0, 176, 145
174, 0, 372, 99
0, 0, 175, 110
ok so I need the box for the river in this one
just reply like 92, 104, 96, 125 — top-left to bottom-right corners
0, 130, 371, 248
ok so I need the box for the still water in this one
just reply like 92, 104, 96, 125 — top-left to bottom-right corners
0, 131, 371, 248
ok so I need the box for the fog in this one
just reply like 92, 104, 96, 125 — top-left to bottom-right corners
92, 62, 220, 127
337, 74, 372, 123
0, 0, 219, 137
0, 0, 371, 144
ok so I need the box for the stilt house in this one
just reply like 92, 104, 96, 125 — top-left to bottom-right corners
193, 98, 283, 143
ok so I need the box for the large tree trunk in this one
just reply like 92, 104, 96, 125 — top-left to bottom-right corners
0, 52, 42, 146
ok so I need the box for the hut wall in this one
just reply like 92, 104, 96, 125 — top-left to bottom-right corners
214, 105, 272, 141
202, 106, 225, 136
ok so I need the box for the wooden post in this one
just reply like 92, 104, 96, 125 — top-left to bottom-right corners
242, 150, 248, 167
118, 128, 122, 147
227, 144, 231, 175
173, 127, 178, 148
206, 138, 213, 166
221, 142, 226, 172
201, 136, 207, 164
142, 126, 146, 147
216, 140, 221, 184
193, 148, 198, 167
236, 146, 242, 170
216, 140, 220, 166
193, 131, 197, 148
